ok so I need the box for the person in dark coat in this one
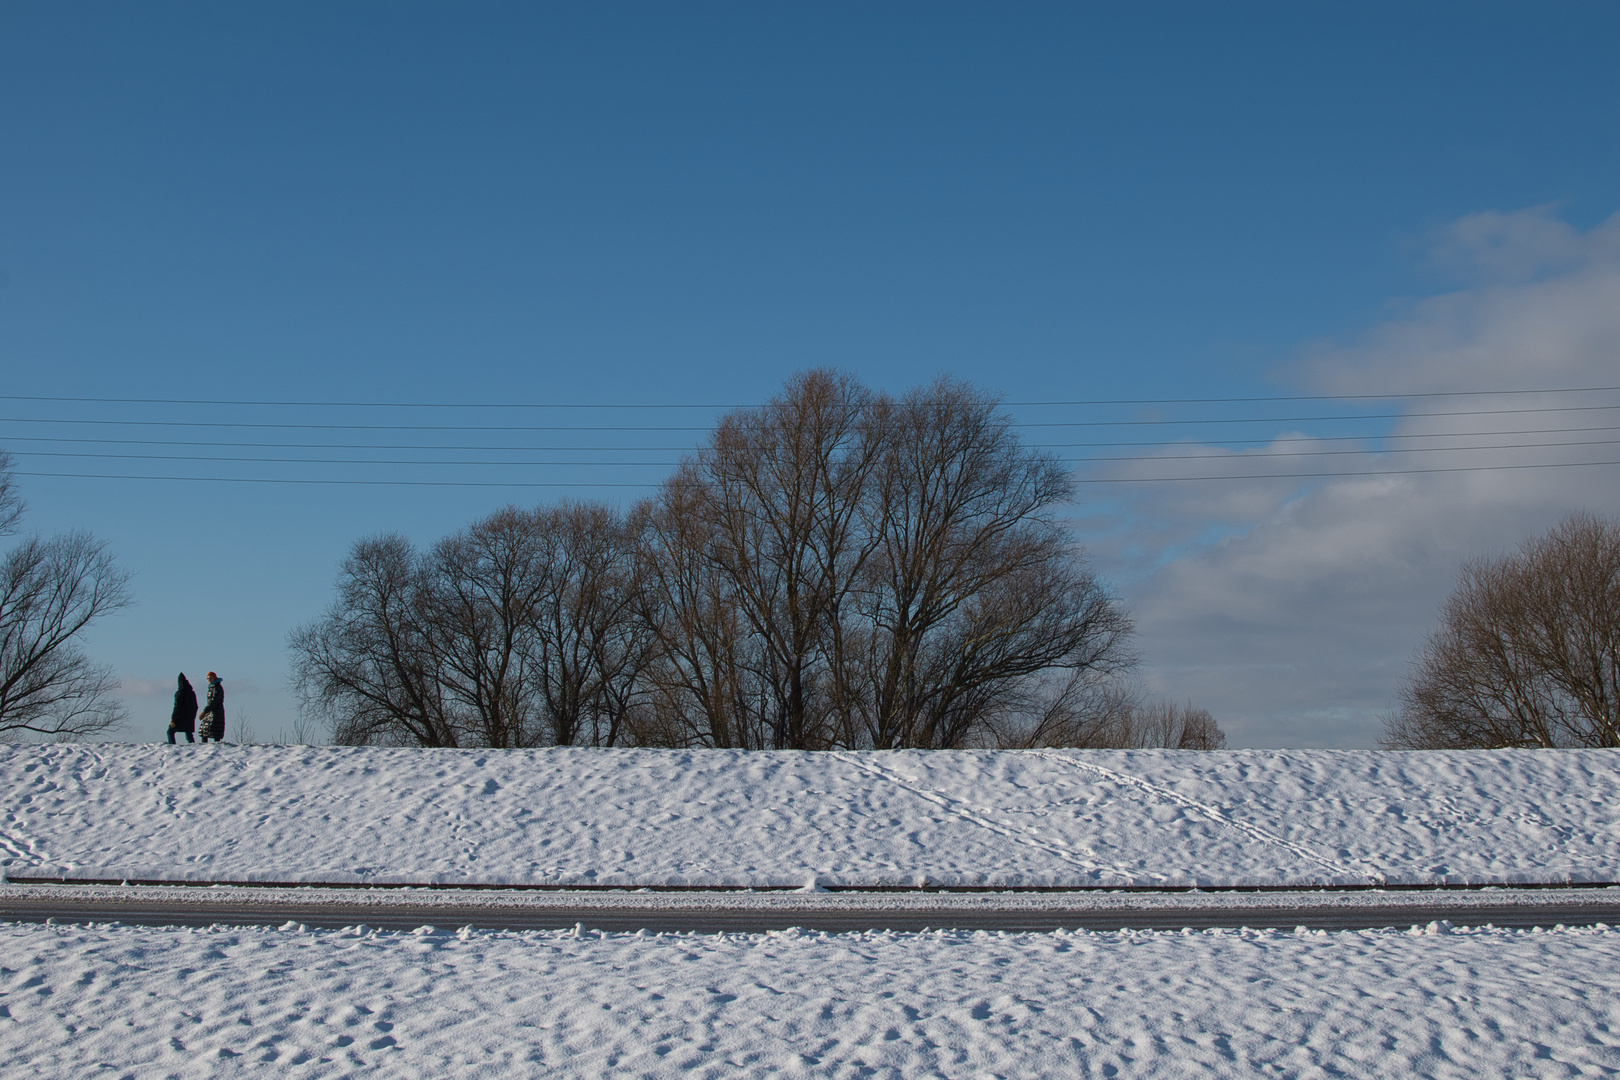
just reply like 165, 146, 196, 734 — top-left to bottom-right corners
197, 671, 225, 743
168, 673, 198, 743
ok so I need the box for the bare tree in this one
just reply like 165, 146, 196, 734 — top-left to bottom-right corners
707, 370, 886, 749
292, 507, 654, 749
640, 370, 886, 749
847, 378, 1132, 748
293, 370, 1137, 752
1383, 511, 1620, 749
632, 371, 1135, 750
0, 452, 22, 538
420, 508, 555, 748
0, 453, 132, 740
976, 671, 1131, 749
288, 534, 457, 746
986, 683, 1225, 750
631, 467, 764, 748
530, 502, 652, 748
1117, 700, 1227, 749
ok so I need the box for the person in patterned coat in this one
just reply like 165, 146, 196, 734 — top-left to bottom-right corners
197, 671, 226, 743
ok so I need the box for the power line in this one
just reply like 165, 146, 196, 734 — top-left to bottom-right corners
17, 457, 1620, 489
12, 451, 686, 467
14, 471, 656, 488
4, 403, 1620, 433
6, 423, 1620, 453
10, 436, 1620, 469
1018, 388, 1620, 407
1079, 438, 1620, 464
1045, 423, 1620, 448
1, 384, 1617, 408
0, 417, 715, 432
1074, 459, 1620, 483
0, 435, 694, 452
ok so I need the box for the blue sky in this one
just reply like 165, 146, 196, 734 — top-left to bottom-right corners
3, 2, 1618, 745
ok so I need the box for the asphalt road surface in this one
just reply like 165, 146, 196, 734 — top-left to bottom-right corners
5, 884, 1618, 934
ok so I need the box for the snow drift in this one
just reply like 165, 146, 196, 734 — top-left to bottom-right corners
11, 920, 1620, 1078
2, 744, 1617, 889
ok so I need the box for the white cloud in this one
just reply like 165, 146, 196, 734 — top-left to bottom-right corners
1080, 207, 1620, 747
1423, 203, 1590, 284
1302, 207, 1620, 396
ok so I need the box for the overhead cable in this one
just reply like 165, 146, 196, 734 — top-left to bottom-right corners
9, 436, 1620, 469
17, 457, 1620, 488
3, 403, 1619, 433
1075, 459, 1620, 482
1, 384, 1617, 409
5, 423, 1620, 453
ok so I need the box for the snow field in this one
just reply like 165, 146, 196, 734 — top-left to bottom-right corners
4, 919, 1619, 1078
5, 744, 1620, 888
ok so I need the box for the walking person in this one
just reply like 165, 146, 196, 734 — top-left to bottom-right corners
167, 673, 198, 744
197, 671, 226, 743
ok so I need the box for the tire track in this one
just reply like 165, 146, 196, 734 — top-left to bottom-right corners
829, 752, 1107, 877
1028, 751, 1381, 885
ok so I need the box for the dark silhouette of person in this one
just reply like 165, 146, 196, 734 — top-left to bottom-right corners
168, 673, 198, 744
197, 671, 226, 743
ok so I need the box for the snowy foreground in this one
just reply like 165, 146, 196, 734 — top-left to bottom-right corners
7, 745, 1620, 1077
5, 919, 1619, 1078
3, 744, 1619, 888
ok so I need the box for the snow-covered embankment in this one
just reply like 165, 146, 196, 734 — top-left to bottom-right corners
2, 744, 1616, 889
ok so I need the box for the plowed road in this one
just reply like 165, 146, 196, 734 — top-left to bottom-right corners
5, 884, 1619, 934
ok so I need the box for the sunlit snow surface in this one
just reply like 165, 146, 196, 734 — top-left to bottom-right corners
5, 920, 1620, 1078
2, 744, 1618, 887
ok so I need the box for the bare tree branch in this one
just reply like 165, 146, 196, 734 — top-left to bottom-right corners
288, 534, 459, 747
0, 450, 23, 539
291, 371, 1143, 753
630, 370, 1136, 750
0, 532, 131, 739
1384, 511, 1620, 749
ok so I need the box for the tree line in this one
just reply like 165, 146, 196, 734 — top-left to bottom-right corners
18, 371, 1610, 752
288, 370, 1216, 750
